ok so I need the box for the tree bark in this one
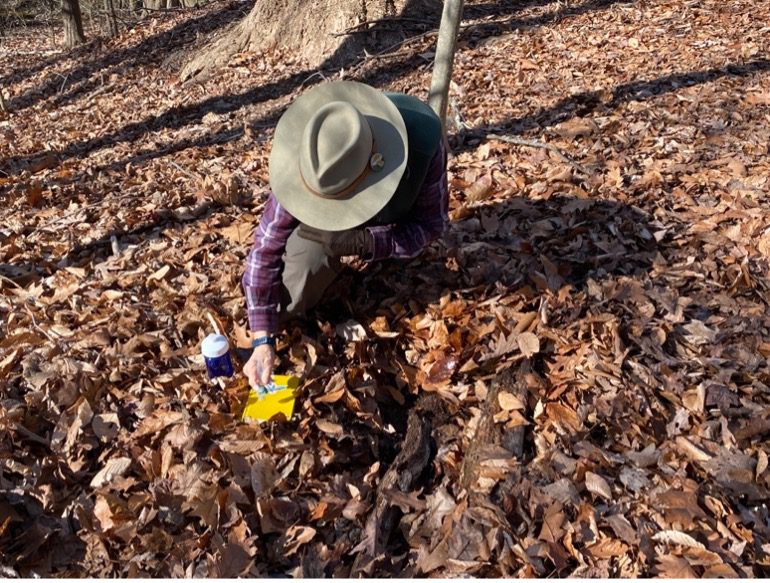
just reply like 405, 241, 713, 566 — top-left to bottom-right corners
181, 0, 440, 81
459, 364, 533, 502
62, 0, 86, 48
104, 0, 118, 37
428, 0, 464, 135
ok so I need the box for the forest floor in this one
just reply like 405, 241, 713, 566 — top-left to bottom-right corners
2, 0, 770, 577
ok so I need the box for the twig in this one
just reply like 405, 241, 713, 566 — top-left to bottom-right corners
371, 30, 436, 59
486, 133, 589, 175
301, 70, 328, 87
140, 5, 187, 12
169, 161, 203, 182
58, 72, 70, 95
347, 30, 438, 76
206, 312, 221, 335
13, 422, 49, 446
0, 273, 22, 288
41, 191, 135, 228
24, 304, 56, 343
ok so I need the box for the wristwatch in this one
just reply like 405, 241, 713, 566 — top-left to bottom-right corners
252, 335, 276, 348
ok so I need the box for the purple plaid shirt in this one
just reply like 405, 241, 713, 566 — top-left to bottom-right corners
242, 142, 448, 333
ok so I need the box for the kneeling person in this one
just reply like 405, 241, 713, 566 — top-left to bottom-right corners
241, 80, 448, 388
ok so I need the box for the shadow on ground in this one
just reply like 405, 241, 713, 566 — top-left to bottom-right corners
4, 1, 249, 111
453, 58, 770, 151
334, 194, 659, 323
0, 0, 633, 177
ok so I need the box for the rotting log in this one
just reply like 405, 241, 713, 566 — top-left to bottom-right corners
460, 363, 533, 503
350, 394, 448, 576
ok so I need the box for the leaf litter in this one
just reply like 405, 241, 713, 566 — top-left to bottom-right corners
1, 0, 770, 577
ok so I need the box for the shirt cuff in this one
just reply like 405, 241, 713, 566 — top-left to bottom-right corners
366, 226, 392, 261
248, 306, 279, 334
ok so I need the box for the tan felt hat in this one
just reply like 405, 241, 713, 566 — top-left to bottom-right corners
269, 81, 408, 231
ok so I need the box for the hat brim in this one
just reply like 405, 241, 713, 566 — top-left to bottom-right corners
269, 81, 408, 232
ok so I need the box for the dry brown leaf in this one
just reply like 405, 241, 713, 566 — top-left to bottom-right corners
757, 450, 768, 479
553, 117, 599, 139
283, 525, 317, 556
497, 391, 525, 411
653, 530, 705, 550
465, 173, 494, 203
251, 452, 278, 498
0, 348, 23, 378
316, 420, 344, 437
316, 371, 346, 404
585, 471, 612, 500
654, 554, 698, 578
90, 457, 132, 488
517, 332, 540, 358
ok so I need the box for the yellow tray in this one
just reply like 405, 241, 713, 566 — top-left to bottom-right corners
241, 375, 299, 422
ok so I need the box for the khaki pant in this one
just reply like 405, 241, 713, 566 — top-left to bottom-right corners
279, 227, 343, 322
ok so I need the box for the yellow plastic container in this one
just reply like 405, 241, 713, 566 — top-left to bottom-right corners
241, 375, 299, 423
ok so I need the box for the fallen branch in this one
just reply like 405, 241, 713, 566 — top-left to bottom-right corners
486, 133, 589, 175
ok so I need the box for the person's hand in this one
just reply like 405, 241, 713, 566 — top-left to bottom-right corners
244, 343, 275, 388
297, 225, 374, 257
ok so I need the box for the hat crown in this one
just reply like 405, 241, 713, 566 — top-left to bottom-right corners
298, 101, 373, 198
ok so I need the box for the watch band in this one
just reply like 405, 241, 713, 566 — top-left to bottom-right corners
252, 336, 276, 348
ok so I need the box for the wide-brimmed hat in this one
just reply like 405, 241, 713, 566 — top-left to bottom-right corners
268, 81, 408, 231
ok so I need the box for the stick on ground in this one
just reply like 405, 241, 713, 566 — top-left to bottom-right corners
486, 133, 589, 176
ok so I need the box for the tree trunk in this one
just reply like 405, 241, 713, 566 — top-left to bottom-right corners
62, 0, 86, 48
181, 0, 440, 81
0, 89, 8, 113
428, 0, 464, 136
104, 0, 118, 37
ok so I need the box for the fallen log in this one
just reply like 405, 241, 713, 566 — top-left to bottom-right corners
460, 363, 533, 501
350, 395, 448, 575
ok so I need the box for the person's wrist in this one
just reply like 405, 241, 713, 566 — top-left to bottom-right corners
359, 228, 374, 257
252, 335, 276, 348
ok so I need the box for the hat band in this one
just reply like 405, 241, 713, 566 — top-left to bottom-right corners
299, 140, 378, 200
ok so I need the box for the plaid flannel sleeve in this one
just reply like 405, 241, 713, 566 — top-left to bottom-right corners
366, 140, 449, 261
242, 193, 298, 333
